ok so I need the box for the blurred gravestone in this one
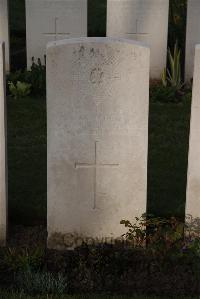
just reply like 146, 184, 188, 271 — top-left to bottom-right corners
25, 0, 87, 68
107, 0, 169, 79
185, 0, 200, 81
186, 45, 200, 221
0, 0, 9, 71
47, 37, 149, 250
0, 42, 7, 246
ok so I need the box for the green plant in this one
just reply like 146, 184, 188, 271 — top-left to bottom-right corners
7, 70, 26, 86
28, 57, 46, 96
161, 68, 167, 87
0, 290, 26, 299
150, 83, 177, 103
161, 42, 184, 91
0, 292, 198, 299
185, 238, 200, 257
3, 247, 44, 272
8, 81, 31, 99
121, 214, 199, 258
15, 270, 68, 295
7, 57, 46, 97
120, 214, 200, 258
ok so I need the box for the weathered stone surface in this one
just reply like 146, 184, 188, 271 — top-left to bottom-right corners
0, 42, 7, 246
0, 0, 9, 71
47, 37, 149, 249
185, 0, 200, 82
107, 0, 169, 79
186, 45, 200, 220
25, 0, 87, 68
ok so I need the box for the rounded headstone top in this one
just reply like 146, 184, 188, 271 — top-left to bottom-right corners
47, 37, 149, 51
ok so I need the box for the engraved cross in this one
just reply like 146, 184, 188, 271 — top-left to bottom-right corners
43, 17, 70, 41
75, 141, 119, 209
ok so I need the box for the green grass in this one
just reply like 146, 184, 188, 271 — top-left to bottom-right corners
7, 97, 46, 225
7, 95, 191, 225
0, 292, 198, 299
147, 97, 191, 218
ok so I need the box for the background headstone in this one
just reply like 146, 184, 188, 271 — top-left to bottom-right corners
0, 0, 9, 71
26, 0, 87, 68
47, 37, 149, 250
185, 0, 200, 82
186, 45, 200, 220
0, 42, 7, 246
107, 0, 169, 79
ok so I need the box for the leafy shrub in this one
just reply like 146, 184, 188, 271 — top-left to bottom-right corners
8, 81, 31, 99
7, 57, 46, 97
0, 216, 199, 296
7, 70, 27, 86
53, 242, 199, 296
120, 214, 200, 259
0, 243, 199, 296
15, 270, 67, 295
26, 57, 46, 96
3, 247, 44, 272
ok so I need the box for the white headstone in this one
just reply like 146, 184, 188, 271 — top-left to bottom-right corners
0, 0, 9, 71
25, 0, 87, 68
185, 0, 200, 82
47, 37, 149, 250
186, 45, 200, 220
0, 42, 7, 246
107, 0, 169, 79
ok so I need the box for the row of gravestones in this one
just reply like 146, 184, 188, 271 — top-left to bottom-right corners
0, 37, 199, 249
0, 0, 200, 80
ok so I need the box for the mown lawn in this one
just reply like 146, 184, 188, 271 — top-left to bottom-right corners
7, 94, 191, 225
0, 292, 197, 299
7, 96, 47, 225
148, 96, 191, 218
